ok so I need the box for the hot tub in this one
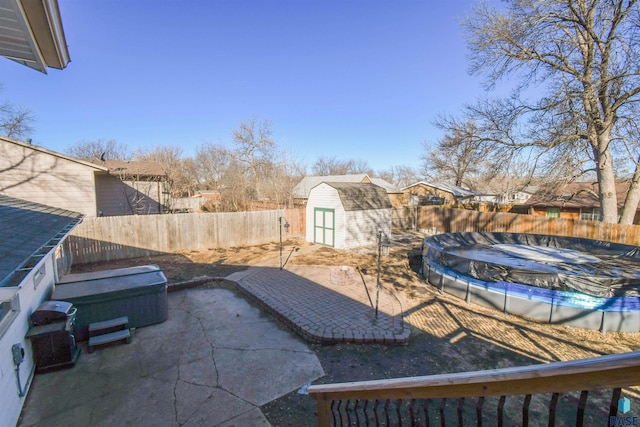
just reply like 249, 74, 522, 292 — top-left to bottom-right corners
53, 265, 168, 341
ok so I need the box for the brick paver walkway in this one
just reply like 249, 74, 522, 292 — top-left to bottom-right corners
226, 265, 410, 344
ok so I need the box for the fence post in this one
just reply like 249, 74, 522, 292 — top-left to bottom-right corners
315, 397, 331, 427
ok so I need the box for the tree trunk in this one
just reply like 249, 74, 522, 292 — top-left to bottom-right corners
620, 162, 640, 224
594, 133, 619, 224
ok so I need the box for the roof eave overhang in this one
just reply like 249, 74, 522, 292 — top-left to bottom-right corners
0, 0, 70, 73
0, 136, 109, 171
1, 214, 82, 288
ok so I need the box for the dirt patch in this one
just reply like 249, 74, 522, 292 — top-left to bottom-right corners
70, 232, 640, 426
70, 239, 314, 282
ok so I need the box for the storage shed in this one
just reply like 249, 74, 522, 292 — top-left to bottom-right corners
306, 182, 392, 249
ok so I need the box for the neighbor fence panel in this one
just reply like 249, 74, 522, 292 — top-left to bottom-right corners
411, 206, 640, 245
391, 206, 417, 231
67, 208, 306, 264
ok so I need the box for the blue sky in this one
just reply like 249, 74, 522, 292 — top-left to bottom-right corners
0, 0, 489, 171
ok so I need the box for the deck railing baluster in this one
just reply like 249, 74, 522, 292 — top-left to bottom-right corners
409, 399, 416, 426
523, 394, 532, 427
548, 392, 559, 427
396, 399, 403, 426
374, 399, 380, 426
439, 398, 447, 427
363, 399, 370, 427
308, 352, 640, 427
497, 395, 506, 427
424, 399, 431, 427
457, 397, 465, 427
576, 390, 589, 427
609, 388, 622, 419
476, 396, 484, 427
384, 399, 391, 426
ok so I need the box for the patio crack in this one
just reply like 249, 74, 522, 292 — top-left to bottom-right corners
213, 345, 317, 355
189, 309, 220, 386
173, 376, 180, 426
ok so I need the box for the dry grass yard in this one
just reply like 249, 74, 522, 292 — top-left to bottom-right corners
71, 234, 640, 426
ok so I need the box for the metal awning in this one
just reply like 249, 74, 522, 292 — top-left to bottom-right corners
0, 0, 70, 73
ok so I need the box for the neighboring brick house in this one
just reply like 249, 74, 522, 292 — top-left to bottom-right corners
524, 182, 640, 224
474, 188, 536, 205
0, 136, 167, 217
401, 181, 476, 206
292, 174, 403, 208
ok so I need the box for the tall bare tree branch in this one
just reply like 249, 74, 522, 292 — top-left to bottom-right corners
463, 0, 640, 223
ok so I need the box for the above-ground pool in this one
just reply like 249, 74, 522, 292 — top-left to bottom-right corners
421, 232, 640, 333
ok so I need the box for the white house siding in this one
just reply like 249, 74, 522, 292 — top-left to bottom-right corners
0, 139, 100, 217
0, 254, 57, 427
344, 209, 392, 249
95, 175, 163, 216
306, 184, 346, 248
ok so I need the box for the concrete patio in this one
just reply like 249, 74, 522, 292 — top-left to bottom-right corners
18, 286, 324, 426
17, 240, 411, 427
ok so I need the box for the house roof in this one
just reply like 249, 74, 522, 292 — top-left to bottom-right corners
0, 136, 109, 171
473, 185, 539, 197
319, 182, 392, 211
524, 182, 631, 209
402, 181, 476, 198
0, 194, 83, 288
0, 0, 70, 73
292, 174, 401, 199
88, 159, 167, 179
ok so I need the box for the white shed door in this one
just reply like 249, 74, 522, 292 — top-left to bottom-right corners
314, 208, 335, 247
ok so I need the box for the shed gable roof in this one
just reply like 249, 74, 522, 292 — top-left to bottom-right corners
320, 182, 392, 211
0, 194, 83, 287
293, 174, 401, 199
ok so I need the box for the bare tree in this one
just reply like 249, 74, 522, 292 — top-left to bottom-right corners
376, 165, 421, 188
266, 149, 306, 207
65, 139, 131, 161
422, 119, 496, 188
464, 0, 640, 223
311, 156, 344, 175
194, 141, 231, 193
311, 156, 373, 176
231, 117, 277, 203
134, 145, 190, 212
0, 85, 34, 139
219, 157, 253, 211
0, 102, 33, 139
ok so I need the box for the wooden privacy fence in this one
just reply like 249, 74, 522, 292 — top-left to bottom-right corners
413, 206, 640, 245
67, 206, 639, 265
67, 208, 305, 264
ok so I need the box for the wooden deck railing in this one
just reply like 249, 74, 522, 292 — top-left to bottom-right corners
308, 351, 640, 426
